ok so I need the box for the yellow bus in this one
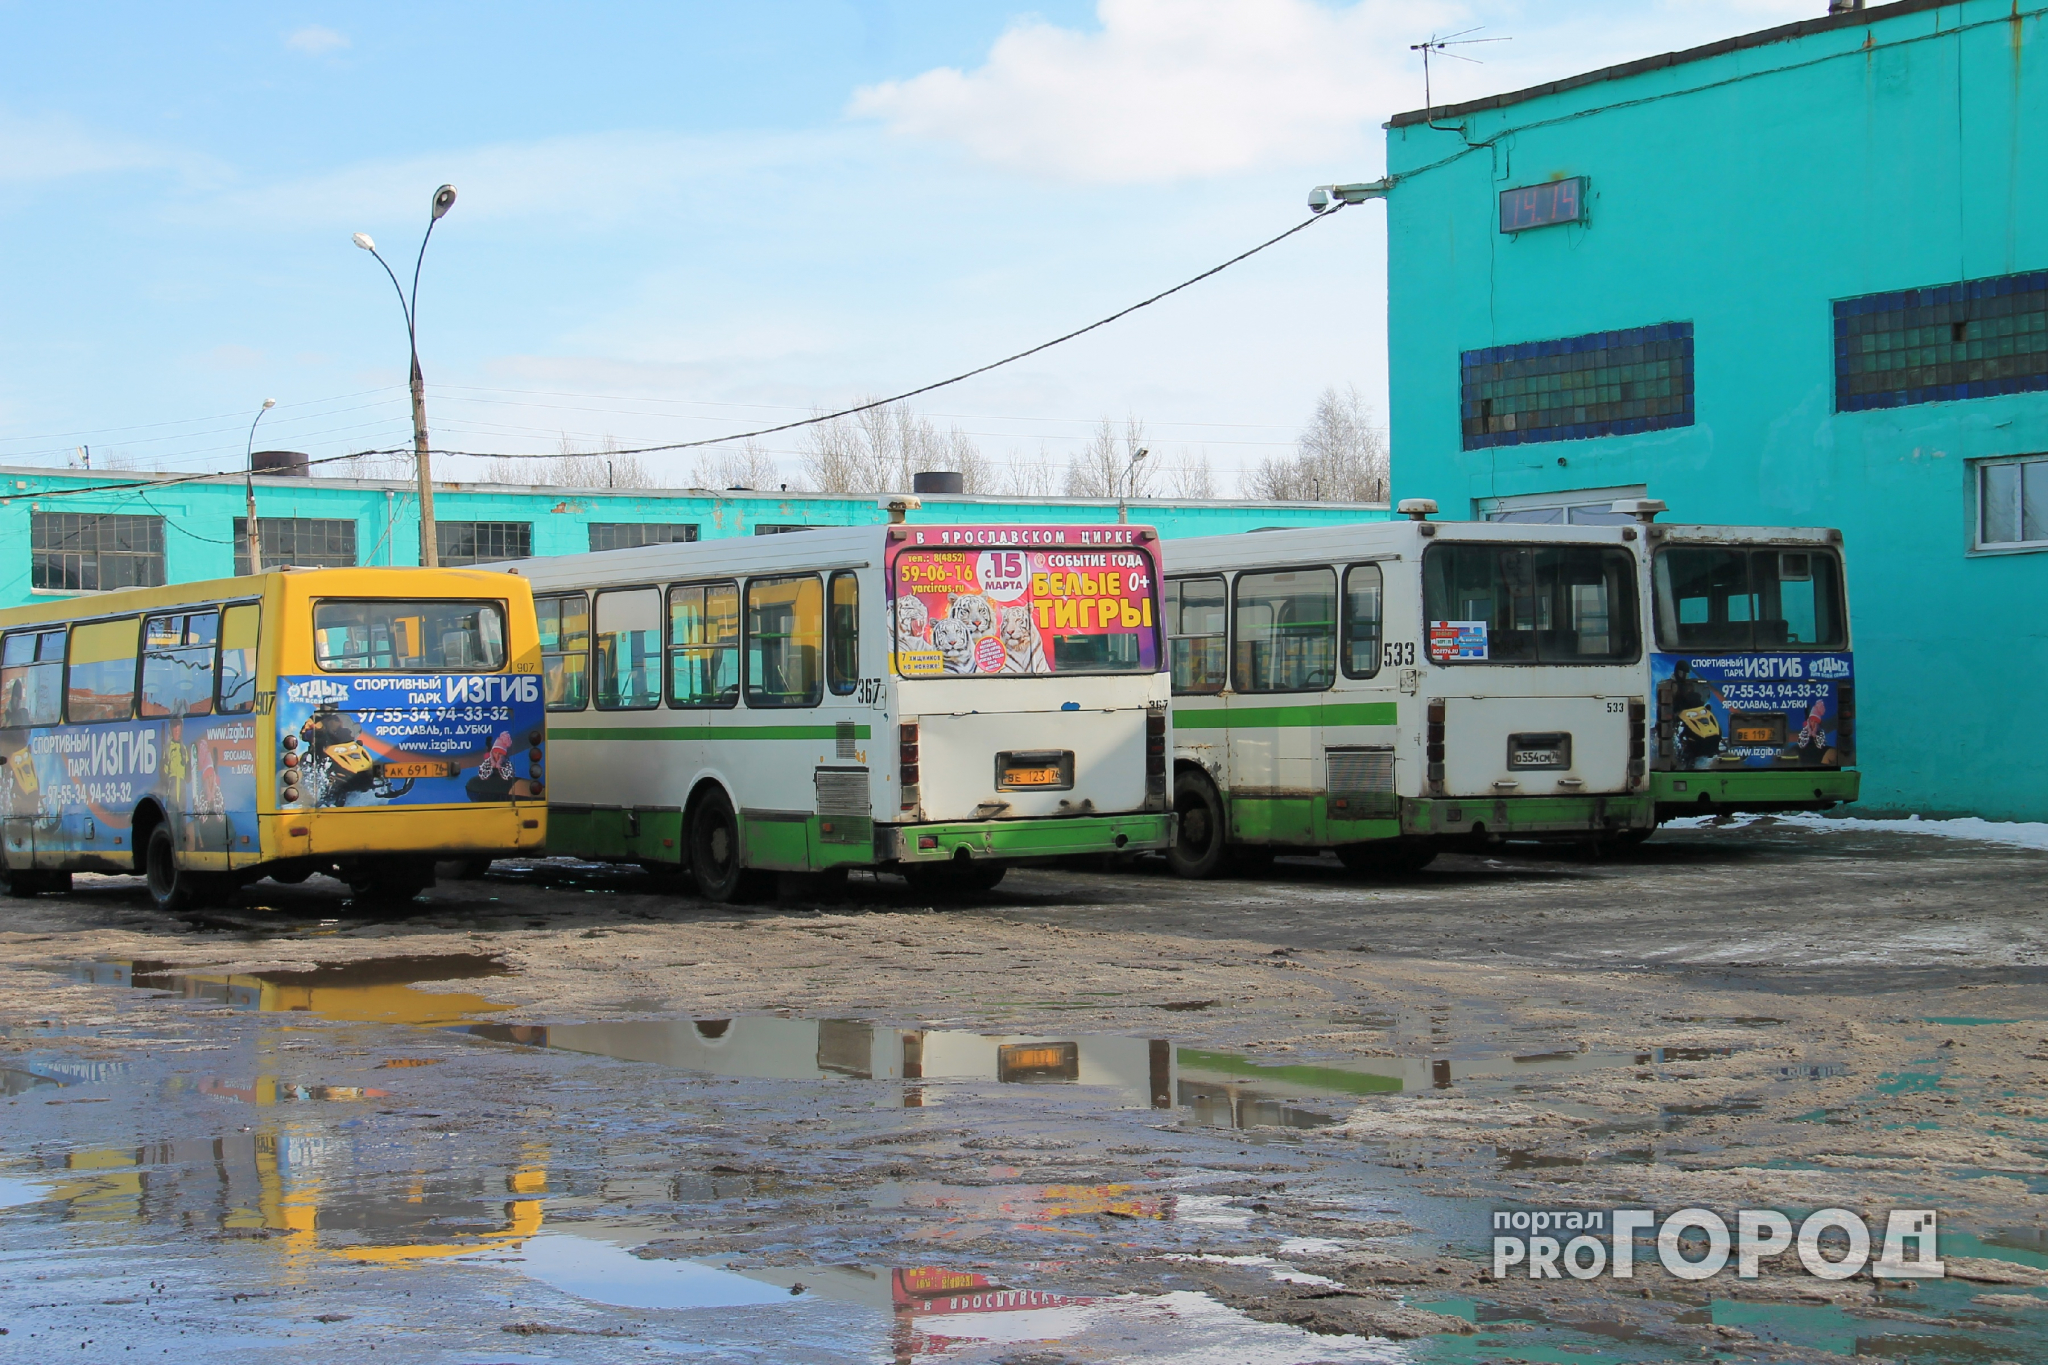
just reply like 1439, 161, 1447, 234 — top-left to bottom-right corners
0, 567, 546, 910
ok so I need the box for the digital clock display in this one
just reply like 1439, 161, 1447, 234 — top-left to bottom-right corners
1499, 177, 1587, 233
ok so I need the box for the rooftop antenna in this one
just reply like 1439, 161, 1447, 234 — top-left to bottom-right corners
1411, 27, 1510, 125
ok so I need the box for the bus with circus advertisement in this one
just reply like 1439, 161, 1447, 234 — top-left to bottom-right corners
0, 567, 547, 910
509, 518, 1174, 899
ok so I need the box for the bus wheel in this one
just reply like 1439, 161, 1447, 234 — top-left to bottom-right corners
1336, 840, 1439, 875
1167, 770, 1230, 879
145, 825, 218, 913
689, 791, 771, 904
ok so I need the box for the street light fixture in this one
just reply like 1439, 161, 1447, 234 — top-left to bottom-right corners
1117, 447, 1150, 524
243, 398, 276, 575
354, 183, 458, 567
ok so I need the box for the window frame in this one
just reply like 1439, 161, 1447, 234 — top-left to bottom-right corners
591, 585, 664, 712
62, 613, 143, 724
139, 609, 222, 719
587, 523, 700, 553
666, 578, 741, 710
1340, 562, 1385, 680
1971, 455, 2048, 554
826, 570, 860, 697
1420, 542, 1643, 667
231, 516, 358, 573
536, 591, 591, 713
30, 512, 167, 594
434, 520, 533, 567
1164, 573, 1228, 697
1651, 546, 1848, 653
744, 572, 825, 710
310, 598, 509, 674
1, 627, 69, 728
215, 600, 262, 716
1230, 564, 1339, 696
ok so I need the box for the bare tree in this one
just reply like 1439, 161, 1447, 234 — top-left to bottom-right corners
801, 400, 995, 494
1004, 445, 1059, 497
1163, 449, 1218, 499
691, 441, 782, 490
1243, 385, 1389, 502
491, 436, 658, 490
1063, 418, 1155, 499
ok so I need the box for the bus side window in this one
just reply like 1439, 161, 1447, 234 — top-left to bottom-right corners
593, 588, 662, 710
1232, 568, 1336, 693
217, 605, 260, 714
746, 574, 823, 709
1165, 576, 1226, 694
141, 611, 220, 718
66, 616, 141, 722
669, 582, 739, 708
537, 593, 590, 711
1, 630, 65, 728
827, 572, 859, 696
1342, 564, 1383, 678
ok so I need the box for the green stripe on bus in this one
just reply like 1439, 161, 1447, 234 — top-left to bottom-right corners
1172, 701, 1396, 730
552, 724, 873, 742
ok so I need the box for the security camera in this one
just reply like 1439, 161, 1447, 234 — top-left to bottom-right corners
1308, 185, 1333, 214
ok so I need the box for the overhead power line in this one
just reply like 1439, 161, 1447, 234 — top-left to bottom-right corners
14, 207, 1348, 500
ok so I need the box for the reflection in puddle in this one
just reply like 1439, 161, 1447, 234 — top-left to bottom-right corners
516, 1234, 798, 1310
71, 955, 510, 1025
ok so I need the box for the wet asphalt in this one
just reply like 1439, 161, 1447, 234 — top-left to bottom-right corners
2, 818, 2046, 1364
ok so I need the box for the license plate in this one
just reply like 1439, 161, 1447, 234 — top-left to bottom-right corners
378, 761, 455, 780
1734, 727, 1776, 744
1003, 766, 1062, 787
1512, 750, 1562, 767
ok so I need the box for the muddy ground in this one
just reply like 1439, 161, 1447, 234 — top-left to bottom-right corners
2, 819, 2046, 1363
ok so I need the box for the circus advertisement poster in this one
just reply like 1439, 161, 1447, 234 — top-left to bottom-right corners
887, 539, 1160, 678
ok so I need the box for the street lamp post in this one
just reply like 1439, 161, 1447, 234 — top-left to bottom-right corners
243, 398, 276, 574
1116, 447, 1149, 524
354, 183, 458, 568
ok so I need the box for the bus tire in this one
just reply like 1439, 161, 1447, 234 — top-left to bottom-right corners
689, 790, 770, 904
1336, 840, 1439, 875
145, 824, 219, 913
1167, 770, 1230, 880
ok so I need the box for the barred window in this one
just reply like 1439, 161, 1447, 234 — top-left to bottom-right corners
436, 521, 530, 566
1835, 271, 2048, 412
31, 513, 165, 592
1461, 323, 1693, 450
588, 522, 698, 552
233, 517, 357, 574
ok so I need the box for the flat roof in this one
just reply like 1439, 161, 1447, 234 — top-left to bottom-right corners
1387, 0, 1954, 129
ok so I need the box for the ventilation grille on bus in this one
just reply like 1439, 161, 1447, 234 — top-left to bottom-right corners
1326, 746, 1397, 820
836, 721, 857, 760
815, 767, 872, 817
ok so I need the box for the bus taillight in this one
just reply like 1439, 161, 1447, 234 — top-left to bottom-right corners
1145, 708, 1166, 798
899, 722, 920, 811
1425, 700, 1446, 792
1836, 684, 1855, 763
1627, 699, 1647, 784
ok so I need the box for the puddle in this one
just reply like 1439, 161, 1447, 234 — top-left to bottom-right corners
72, 955, 511, 1025
515, 1233, 802, 1309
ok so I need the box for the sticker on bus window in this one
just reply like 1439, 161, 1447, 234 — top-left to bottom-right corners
886, 538, 1160, 677
1429, 620, 1488, 662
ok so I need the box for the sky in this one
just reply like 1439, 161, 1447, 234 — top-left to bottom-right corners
0, 0, 1822, 494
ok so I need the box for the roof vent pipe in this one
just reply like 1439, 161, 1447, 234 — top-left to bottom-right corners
1827, 0, 1864, 13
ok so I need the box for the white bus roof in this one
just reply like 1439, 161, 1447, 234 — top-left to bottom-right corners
1160, 518, 1633, 575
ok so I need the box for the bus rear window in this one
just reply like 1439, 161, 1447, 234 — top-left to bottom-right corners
889, 546, 1160, 677
314, 600, 506, 672
1422, 543, 1640, 664
1654, 547, 1846, 651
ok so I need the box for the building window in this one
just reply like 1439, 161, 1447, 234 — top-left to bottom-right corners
1461, 323, 1693, 450
1480, 484, 1649, 526
232, 517, 357, 574
753, 524, 814, 535
31, 513, 165, 592
1835, 271, 2048, 412
436, 521, 530, 566
588, 522, 699, 552
1976, 455, 2048, 552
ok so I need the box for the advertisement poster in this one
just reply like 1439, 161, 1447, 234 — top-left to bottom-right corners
277, 673, 545, 807
885, 528, 1160, 678
1428, 620, 1489, 662
1652, 652, 1852, 770
0, 713, 259, 850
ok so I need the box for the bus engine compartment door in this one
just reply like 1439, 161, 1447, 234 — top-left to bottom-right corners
1439, 697, 1632, 798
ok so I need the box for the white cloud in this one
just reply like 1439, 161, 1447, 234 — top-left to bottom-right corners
285, 25, 350, 55
0, 108, 172, 184
849, 0, 1451, 184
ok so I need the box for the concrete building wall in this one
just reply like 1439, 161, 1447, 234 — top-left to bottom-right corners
1383, 0, 2048, 818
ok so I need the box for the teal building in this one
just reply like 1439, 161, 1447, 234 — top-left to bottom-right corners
0, 463, 1385, 601
1383, 0, 2048, 820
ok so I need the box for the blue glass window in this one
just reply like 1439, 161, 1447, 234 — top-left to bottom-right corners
1460, 323, 1694, 451
1834, 271, 2048, 412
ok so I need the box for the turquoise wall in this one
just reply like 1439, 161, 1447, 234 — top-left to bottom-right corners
0, 466, 1388, 604
1384, 0, 2048, 819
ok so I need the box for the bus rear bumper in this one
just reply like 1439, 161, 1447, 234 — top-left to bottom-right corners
1401, 793, 1653, 840
267, 804, 547, 862
880, 813, 1176, 864
1652, 769, 1859, 821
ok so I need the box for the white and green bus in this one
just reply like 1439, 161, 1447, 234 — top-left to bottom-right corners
1159, 509, 1654, 876
508, 521, 1174, 900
